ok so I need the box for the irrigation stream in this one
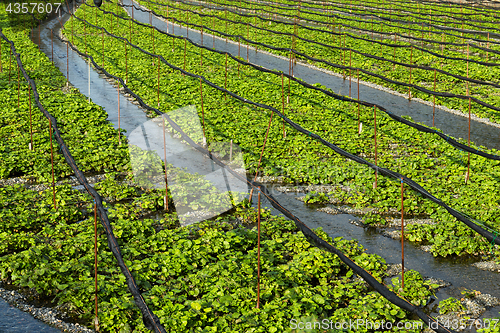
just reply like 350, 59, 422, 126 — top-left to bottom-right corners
1, 1, 498, 331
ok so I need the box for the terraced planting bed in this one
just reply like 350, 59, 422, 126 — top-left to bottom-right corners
0, 0, 499, 332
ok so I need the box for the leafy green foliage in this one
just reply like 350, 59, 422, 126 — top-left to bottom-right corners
362, 212, 387, 226
405, 221, 491, 257
438, 297, 466, 315
304, 191, 329, 204
390, 270, 437, 307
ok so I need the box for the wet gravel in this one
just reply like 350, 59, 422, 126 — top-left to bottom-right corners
472, 261, 500, 273
0, 174, 108, 193
0, 284, 93, 333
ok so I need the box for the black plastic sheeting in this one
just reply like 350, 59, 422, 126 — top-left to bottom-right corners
96, 1, 500, 162
0, 30, 166, 333
70, 5, 500, 248
50, 25, 459, 333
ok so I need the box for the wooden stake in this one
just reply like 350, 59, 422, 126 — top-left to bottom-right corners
125, 42, 128, 84
433, 69, 436, 127
349, 49, 352, 97
401, 178, 405, 290
157, 55, 160, 108
200, 78, 206, 144
487, 32, 490, 61
118, 82, 121, 145
393, 33, 396, 70
102, 29, 104, 68
357, 69, 361, 134
466, 43, 469, 96
8, 47, 11, 84
94, 201, 99, 331
342, 34, 346, 80
162, 116, 169, 211
66, 42, 69, 82
441, 33, 444, 69
248, 111, 274, 202
373, 106, 377, 188
408, 45, 413, 101
230, 140, 233, 162
466, 97, 471, 184
183, 38, 186, 75
288, 51, 291, 103
282, 73, 285, 138
256, 190, 261, 309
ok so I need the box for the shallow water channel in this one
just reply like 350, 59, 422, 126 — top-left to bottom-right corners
3, 2, 498, 331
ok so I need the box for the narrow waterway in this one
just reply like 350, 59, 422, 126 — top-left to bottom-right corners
3, 1, 497, 331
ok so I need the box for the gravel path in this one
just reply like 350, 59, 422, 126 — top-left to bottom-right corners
0, 285, 93, 333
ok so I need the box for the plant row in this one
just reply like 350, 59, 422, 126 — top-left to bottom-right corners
140, 0, 500, 123
0, 10, 128, 182
69, 2, 500, 251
